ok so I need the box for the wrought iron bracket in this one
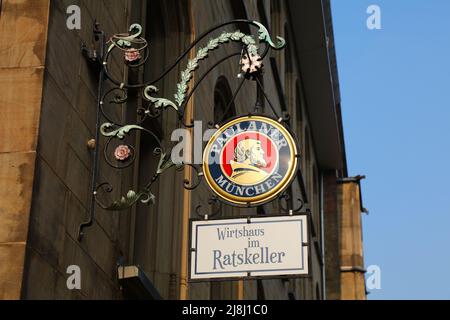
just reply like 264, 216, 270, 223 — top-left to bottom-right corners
76, 19, 311, 240
81, 21, 105, 67
78, 22, 106, 241
81, 44, 98, 63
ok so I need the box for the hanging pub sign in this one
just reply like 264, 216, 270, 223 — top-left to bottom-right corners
189, 215, 309, 281
203, 116, 299, 207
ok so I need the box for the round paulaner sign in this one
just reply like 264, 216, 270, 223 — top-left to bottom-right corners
203, 116, 299, 206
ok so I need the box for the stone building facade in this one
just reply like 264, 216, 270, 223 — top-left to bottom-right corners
0, 0, 366, 300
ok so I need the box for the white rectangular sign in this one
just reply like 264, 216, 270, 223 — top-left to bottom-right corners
190, 215, 308, 280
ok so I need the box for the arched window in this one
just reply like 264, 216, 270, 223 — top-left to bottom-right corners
214, 76, 236, 124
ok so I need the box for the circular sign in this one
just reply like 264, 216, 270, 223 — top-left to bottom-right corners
203, 116, 299, 206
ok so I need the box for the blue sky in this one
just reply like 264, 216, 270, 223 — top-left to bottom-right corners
331, 0, 450, 299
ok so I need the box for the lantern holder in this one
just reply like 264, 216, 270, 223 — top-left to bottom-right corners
78, 19, 310, 241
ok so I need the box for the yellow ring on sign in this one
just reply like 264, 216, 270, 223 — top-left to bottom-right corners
202, 115, 298, 207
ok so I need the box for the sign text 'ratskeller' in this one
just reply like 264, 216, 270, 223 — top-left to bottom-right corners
190, 216, 308, 280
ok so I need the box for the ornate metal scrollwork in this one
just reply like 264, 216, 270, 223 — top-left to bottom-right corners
182, 164, 204, 191
95, 183, 155, 211
78, 19, 290, 240
195, 196, 223, 220
278, 191, 305, 215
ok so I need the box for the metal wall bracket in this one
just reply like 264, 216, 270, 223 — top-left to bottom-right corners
76, 19, 309, 240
